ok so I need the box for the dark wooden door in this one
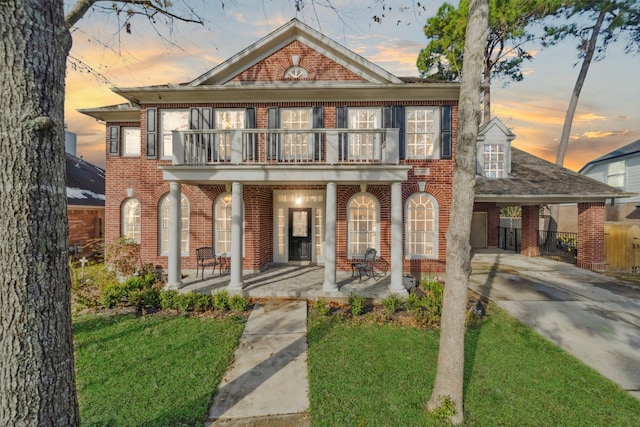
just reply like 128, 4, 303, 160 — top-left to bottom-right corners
289, 208, 312, 261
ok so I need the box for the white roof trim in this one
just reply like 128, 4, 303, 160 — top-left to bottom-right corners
187, 18, 403, 86
477, 117, 516, 141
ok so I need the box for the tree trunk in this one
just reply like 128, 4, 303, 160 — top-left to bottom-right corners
426, 0, 488, 424
555, 7, 606, 166
0, 2, 79, 425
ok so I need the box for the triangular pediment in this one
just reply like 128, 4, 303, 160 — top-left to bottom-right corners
188, 18, 402, 86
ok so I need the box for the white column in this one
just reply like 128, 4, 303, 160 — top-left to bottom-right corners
227, 181, 244, 291
323, 182, 338, 291
389, 182, 406, 293
167, 181, 182, 289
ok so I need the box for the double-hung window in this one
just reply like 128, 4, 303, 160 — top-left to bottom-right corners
214, 193, 245, 256
406, 107, 439, 159
160, 109, 189, 159
405, 193, 438, 259
215, 109, 245, 161
122, 127, 141, 156
607, 160, 625, 188
281, 108, 312, 160
121, 198, 141, 243
348, 108, 381, 161
347, 194, 379, 257
483, 144, 505, 178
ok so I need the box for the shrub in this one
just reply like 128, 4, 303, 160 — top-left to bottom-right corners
348, 294, 365, 316
175, 292, 198, 312
70, 261, 117, 310
160, 290, 179, 310
128, 288, 161, 310
381, 293, 402, 315
105, 238, 141, 277
314, 299, 330, 316
228, 295, 250, 313
212, 290, 230, 310
408, 279, 444, 327
193, 293, 213, 312
100, 284, 125, 309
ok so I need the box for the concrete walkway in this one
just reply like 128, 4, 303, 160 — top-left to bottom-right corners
205, 299, 310, 426
470, 250, 640, 401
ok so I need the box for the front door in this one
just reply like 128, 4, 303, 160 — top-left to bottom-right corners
289, 208, 312, 261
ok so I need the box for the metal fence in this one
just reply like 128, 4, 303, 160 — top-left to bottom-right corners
537, 230, 578, 264
498, 227, 520, 252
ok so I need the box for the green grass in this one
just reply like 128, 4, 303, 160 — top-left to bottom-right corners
74, 314, 245, 426
308, 305, 640, 426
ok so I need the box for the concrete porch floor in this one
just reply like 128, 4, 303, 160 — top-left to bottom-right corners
176, 264, 402, 301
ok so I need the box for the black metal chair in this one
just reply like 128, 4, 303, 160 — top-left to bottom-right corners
351, 247, 378, 282
195, 247, 221, 278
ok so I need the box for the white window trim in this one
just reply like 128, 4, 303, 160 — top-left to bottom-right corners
160, 109, 189, 160
346, 192, 380, 258
405, 193, 439, 260
607, 160, 625, 188
159, 193, 190, 256
122, 127, 141, 157
405, 106, 440, 159
213, 193, 245, 257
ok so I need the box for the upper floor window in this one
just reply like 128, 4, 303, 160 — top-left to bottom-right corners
121, 198, 141, 243
348, 108, 381, 161
406, 107, 439, 159
159, 193, 190, 256
607, 160, 625, 188
281, 108, 313, 160
405, 193, 438, 259
483, 144, 505, 178
215, 109, 245, 161
347, 193, 379, 257
122, 127, 141, 156
160, 109, 189, 159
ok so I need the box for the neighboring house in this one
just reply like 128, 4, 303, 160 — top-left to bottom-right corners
578, 139, 640, 271
79, 19, 628, 292
66, 150, 105, 257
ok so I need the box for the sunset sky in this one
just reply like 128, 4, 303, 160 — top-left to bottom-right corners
65, 0, 640, 172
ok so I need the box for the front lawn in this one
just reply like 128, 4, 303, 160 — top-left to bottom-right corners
74, 314, 245, 426
307, 305, 640, 426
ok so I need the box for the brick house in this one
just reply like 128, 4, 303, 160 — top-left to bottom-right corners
66, 151, 105, 257
79, 19, 627, 292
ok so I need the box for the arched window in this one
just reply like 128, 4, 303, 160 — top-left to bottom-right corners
405, 193, 438, 259
121, 198, 141, 243
347, 193, 379, 257
159, 193, 190, 255
214, 193, 233, 254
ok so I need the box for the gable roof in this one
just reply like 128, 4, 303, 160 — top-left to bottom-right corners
579, 138, 640, 173
188, 18, 403, 86
478, 117, 515, 141
475, 147, 633, 203
66, 153, 105, 207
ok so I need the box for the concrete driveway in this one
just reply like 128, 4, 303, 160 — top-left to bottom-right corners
469, 250, 640, 401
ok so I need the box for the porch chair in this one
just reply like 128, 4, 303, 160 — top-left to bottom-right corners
351, 247, 378, 282
196, 247, 221, 278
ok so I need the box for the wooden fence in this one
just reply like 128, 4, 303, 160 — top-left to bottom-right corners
604, 223, 640, 272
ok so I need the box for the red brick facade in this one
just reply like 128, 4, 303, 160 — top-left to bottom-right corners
68, 206, 104, 254
577, 202, 606, 270
520, 205, 541, 257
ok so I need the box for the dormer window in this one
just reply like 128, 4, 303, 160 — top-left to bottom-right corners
284, 66, 308, 79
476, 117, 514, 179
483, 144, 505, 178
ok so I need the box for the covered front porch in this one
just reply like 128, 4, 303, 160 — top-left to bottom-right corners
175, 264, 399, 301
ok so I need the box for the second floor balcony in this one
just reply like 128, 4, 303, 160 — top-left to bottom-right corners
172, 128, 401, 166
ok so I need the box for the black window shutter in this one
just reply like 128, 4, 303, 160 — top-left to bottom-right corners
335, 106, 347, 161
441, 106, 452, 159
394, 106, 405, 160
313, 106, 324, 160
267, 107, 279, 160
146, 108, 157, 159
245, 107, 257, 160
108, 126, 120, 156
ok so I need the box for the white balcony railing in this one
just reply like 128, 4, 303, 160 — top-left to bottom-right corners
172, 128, 400, 166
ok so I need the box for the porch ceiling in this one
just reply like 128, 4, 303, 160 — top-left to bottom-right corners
159, 164, 412, 185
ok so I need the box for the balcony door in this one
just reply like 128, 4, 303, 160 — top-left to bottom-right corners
289, 208, 312, 261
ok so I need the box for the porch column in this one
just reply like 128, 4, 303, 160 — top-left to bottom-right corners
520, 205, 540, 257
228, 182, 245, 291
323, 182, 338, 291
167, 181, 182, 289
577, 202, 606, 271
389, 182, 406, 293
